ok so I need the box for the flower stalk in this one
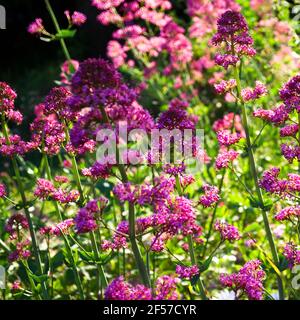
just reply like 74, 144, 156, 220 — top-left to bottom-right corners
1, 115, 49, 299
232, 65, 284, 300
99, 105, 151, 287
43, 152, 85, 299
175, 175, 208, 300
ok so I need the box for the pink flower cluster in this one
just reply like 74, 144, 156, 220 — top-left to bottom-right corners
64, 11, 87, 26
40, 219, 75, 237
0, 82, 23, 126
283, 242, 300, 268
199, 184, 220, 207
259, 167, 300, 196
27, 18, 45, 35
5, 213, 29, 238
0, 183, 6, 198
274, 206, 300, 221
241, 81, 267, 102
214, 220, 240, 241
220, 260, 266, 300
176, 265, 199, 279
254, 75, 300, 163
74, 198, 107, 234
34, 178, 79, 204
8, 240, 31, 262
212, 10, 256, 70
105, 275, 178, 300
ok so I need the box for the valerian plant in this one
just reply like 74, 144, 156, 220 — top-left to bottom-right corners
0, 0, 300, 300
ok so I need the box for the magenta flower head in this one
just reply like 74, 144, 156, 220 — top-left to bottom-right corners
92, 0, 124, 10
283, 242, 300, 268
215, 149, 239, 170
65, 10, 87, 26
71, 58, 121, 96
27, 18, 45, 35
44, 87, 72, 116
176, 265, 199, 279
214, 220, 240, 241
0, 82, 17, 112
275, 206, 300, 221
212, 10, 255, 69
0, 183, 6, 198
220, 260, 266, 300
105, 275, 179, 300
105, 276, 152, 300
199, 184, 220, 207
214, 10, 248, 38
5, 213, 29, 237
0, 82, 23, 126
71, 11, 87, 26
279, 74, 300, 111
8, 240, 31, 262
74, 198, 107, 234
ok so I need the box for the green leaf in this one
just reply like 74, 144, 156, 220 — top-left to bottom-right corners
190, 273, 200, 286
199, 255, 214, 273
249, 198, 262, 208
55, 29, 76, 39
100, 251, 118, 265
30, 274, 49, 283
278, 255, 289, 272
78, 250, 94, 264
243, 222, 260, 233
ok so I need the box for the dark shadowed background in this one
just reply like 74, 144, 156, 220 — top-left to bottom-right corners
0, 0, 114, 120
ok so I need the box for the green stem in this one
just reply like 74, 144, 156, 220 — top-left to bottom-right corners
0, 239, 10, 253
187, 235, 208, 300
89, 231, 108, 297
175, 175, 208, 300
23, 260, 41, 300
128, 202, 151, 287
233, 65, 284, 300
43, 152, 85, 299
44, 0, 71, 61
60, 232, 85, 299
98, 104, 150, 287
202, 171, 225, 258
63, 122, 85, 205
1, 115, 49, 299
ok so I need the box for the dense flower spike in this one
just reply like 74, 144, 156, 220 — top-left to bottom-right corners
214, 220, 240, 241
74, 198, 106, 234
215, 149, 239, 170
283, 242, 300, 268
0, 82, 17, 112
199, 184, 220, 207
212, 10, 255, 63
176, 265, 199, 279
279, 75, 300, 110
